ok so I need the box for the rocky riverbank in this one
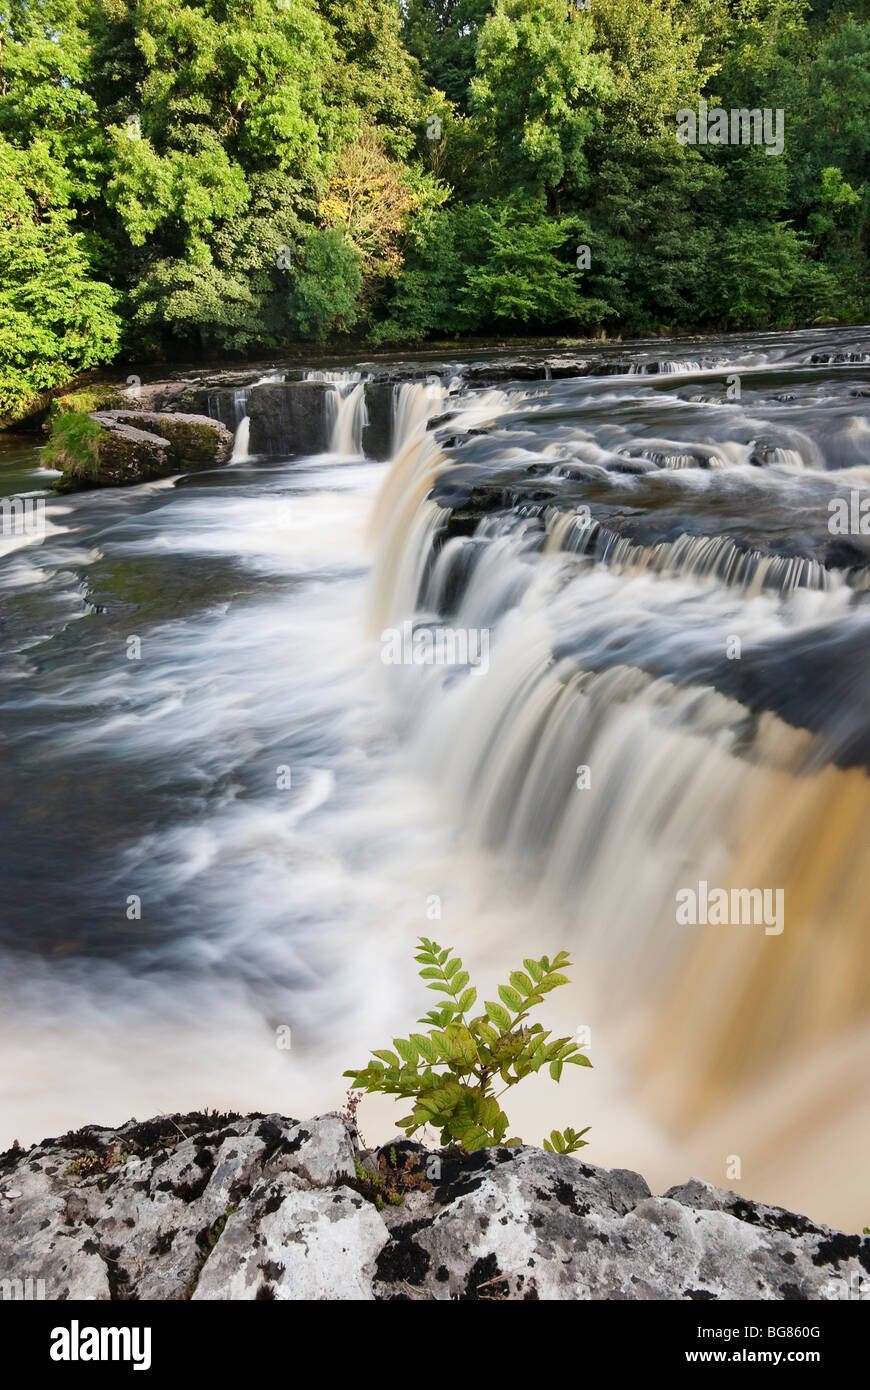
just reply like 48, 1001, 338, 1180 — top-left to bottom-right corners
1, 1111, 865, 1301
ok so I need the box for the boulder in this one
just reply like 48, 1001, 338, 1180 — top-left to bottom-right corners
51, 411, 233, 490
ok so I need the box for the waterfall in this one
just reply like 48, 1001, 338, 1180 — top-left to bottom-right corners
329, 380, 368, 455
230, 415, 251, 463
226, 369, 284, 459
363, 354, 870, 1224
544, 509, 847, 597
366, 382, 514, 629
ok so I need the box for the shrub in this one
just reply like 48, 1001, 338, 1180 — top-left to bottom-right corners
344, 937, 591, 1153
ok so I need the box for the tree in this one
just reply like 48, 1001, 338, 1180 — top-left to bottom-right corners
470, 0, 611, 208
287, 227, 362, 341
0, 137, 121, 421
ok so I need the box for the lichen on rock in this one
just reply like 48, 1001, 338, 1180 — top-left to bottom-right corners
0, 1112, 865, 1301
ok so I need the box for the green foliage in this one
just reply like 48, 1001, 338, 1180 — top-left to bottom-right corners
470, 0, 611, 203
1, 0, 869, 379
0, 136, 122, 422
287, 228, 363, 342
50, 387, 126, 419
352, 1147, 432, 1209
343, 938, 591, 1152
41, 410, 102, 482
403, 0, 494, 113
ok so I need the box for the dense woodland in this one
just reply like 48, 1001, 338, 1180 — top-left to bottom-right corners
1, 0, 869, 419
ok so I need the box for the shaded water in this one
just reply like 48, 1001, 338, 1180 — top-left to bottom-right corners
2, 327, 869, 1227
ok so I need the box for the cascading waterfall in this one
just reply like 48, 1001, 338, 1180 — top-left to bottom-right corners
363, 342, 870, 1224
544, 509, 851, 595
329, 380, 368, 455
230, 416, 251, 463
228, 369, 285, 460
4, 327, 870, 1230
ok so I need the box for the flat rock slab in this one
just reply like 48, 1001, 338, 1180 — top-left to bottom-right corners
0, 1113, 865, 1300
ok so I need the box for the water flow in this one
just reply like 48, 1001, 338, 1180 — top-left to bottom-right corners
329, 380, 368, 455
2, 329, 869, 1228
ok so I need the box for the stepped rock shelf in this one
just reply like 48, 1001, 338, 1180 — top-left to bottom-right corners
1, 1112, 865, 1301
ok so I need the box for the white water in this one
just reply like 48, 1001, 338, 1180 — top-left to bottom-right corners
230, 415, 251, 463
3, 334, 870, 1230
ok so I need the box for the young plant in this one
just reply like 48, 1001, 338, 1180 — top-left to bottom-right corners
343, 938, 591, 1153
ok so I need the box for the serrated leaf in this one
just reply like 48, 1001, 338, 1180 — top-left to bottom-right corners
510, 970, 534, 997
394, 1037, 418, 1064
458, 987, 477, 1012
485, 1000, 512, 1031
443, 957, 461, 978
372, 1049, 400, 1067
462, 1125, 491, 1151
537, 973, 568, 993
498, 984, 523, 1012
410, 1033, 438, 1063
524, 958, 544, 983
452, 971, 469, 993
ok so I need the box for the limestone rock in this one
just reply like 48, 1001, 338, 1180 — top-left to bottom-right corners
1, 1113, 865, 1301
247, 381, 333, 456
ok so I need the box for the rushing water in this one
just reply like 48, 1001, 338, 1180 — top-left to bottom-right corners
2, 327, 869, 1228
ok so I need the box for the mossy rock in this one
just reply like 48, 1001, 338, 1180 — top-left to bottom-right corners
49, 387, 128, 421
47, 410, 233, 491
108, 411, 234, 468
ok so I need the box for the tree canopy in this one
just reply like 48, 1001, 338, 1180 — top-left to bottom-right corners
1, 0, 868, 417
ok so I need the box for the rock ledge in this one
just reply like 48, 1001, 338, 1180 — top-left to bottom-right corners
0, 1112, 865, 1301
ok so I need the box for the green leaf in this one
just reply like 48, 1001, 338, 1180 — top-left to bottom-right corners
410, 1033, 439, 1063
372, 1049, 400, 1068
498, 984, 524, 1012
458, 987, 477, 1012
549, 1059, 563, 1081
524, 958, 544, 983
394, 1037, 418, 1065
485, 1000, 512, 1031
510, 971, 534, 997
462, 1125, 491, 1151
537, 973, 569, 993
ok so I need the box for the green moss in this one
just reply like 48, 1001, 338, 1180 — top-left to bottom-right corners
49, 387, 127, 420
122, 415, 222, 466
43, 410, 103, 488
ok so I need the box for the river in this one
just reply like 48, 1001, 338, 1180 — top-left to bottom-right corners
1, 325, 869, 1229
